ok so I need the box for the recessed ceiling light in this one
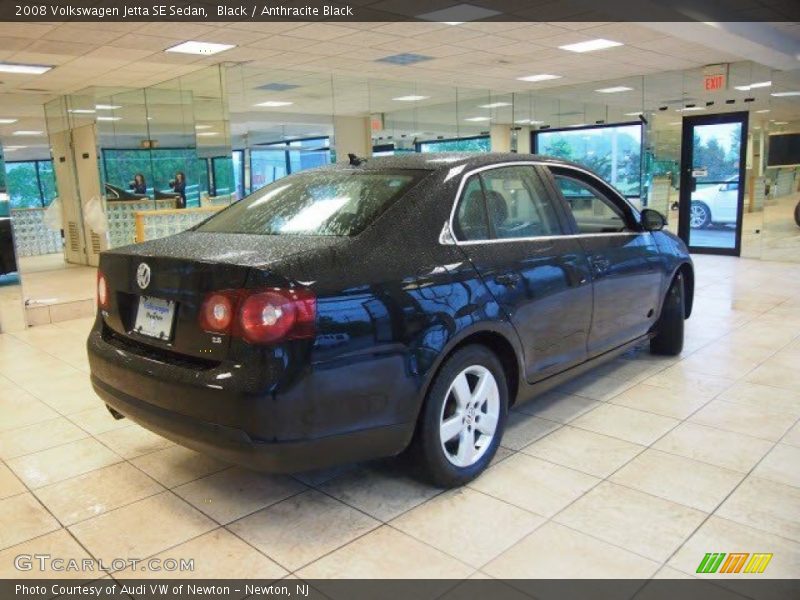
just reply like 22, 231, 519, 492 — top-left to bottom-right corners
95, 104, 121, 110
624, 111, 643, 116
376, 53, 433, 66
195, 124, 212, 129
254, 101, 293, 108
0, 62, 53, 75
464, 116, 491, 122
97, 116, 121, 122
677, 106, 705, 112
417, 4, 501, 23
517, 74, 562, 83
595, 86, 634, 93
755, 109, 771, 113
774, 121, 789, 125
393, 95, 430, 102
12, 130, 44, 136
69, 109, 96, 114
196, 132, 219, 137
0, 118, 18, 124
479, 102, 512, 108
771, 91, 800, 97
559, 38, 623, 53
165, 41, 235, 56
515, 119, 544, 125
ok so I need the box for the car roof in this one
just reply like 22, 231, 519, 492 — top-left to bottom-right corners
326, 152, 591, 174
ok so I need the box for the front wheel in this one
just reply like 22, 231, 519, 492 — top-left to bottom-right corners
411, 345, 508, 487
690, 201, 712, 229
650, 273, 685, 356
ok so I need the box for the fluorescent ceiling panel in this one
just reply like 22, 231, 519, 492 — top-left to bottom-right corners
165, 41, 235, 55
559, 39, 623, 53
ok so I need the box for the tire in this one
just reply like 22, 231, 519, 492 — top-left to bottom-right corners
411, 344, 508, 488
650, 273, 685, 356
690, 201, 712, 229
794, 200, 800, 228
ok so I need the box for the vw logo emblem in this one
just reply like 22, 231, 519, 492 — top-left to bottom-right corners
136, 263, 151, 290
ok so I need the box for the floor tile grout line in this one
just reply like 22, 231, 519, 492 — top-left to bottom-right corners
654, 409, 800, 576
0, 453, 113, 578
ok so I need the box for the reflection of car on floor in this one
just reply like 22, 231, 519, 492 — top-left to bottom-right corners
88, 154, 695, 487
690, 177, 738, 229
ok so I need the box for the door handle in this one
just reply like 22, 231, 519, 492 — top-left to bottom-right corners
494, 272, 521, 287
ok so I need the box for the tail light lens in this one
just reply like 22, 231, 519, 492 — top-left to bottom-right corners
97, 271, 109, 309
199, 292, 236, 334
199, 287, 316, 344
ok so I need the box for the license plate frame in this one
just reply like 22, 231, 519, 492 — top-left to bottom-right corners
133, 295, 176, 341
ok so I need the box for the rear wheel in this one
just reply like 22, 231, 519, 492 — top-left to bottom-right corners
690, 201, 712, 229
650, 273, 685, 356
794, 200, 800, 228
412, 345, 508, 487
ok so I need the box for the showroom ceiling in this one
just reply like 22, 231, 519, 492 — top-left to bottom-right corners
0, 20, 798, 157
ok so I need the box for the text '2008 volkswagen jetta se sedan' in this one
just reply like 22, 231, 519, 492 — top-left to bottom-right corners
88, 153, 693, 487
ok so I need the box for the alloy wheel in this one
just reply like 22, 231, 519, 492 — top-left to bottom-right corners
439, 365, 500, 467
690, 204, 708, 228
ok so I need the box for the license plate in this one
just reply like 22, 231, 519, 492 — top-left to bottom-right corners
134, 296, 175, 340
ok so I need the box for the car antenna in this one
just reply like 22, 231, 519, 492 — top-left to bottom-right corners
348, 153, 367, 166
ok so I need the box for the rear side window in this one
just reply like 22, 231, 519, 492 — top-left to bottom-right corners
197, 169, 425, 236
454, 176, 490, 241
453, 165, 564, 241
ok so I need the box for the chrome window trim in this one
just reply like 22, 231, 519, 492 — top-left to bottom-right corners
442, 160, 642, 246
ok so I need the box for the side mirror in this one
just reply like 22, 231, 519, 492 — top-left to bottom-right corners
641, 208, 666, 232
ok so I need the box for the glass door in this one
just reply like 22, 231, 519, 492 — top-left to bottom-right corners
678, 112, 748, 255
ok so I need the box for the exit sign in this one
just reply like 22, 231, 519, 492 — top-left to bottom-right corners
703, 64, 729, 92
705, 74, 726, 91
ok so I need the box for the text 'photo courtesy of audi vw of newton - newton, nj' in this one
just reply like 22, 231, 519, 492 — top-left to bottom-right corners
87, 153, 693, 488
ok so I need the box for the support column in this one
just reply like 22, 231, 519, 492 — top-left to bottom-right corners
516, 126, 532, 154
490, 124, 511, 153
333, 116, 372, 163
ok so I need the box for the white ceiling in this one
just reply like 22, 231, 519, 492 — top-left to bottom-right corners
0, 20, 798, 159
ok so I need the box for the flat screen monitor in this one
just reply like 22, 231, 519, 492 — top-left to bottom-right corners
767, 133, 800, 167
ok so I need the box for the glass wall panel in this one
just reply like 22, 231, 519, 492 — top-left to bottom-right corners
535, 124, 643, 197
418, 136, 490, 153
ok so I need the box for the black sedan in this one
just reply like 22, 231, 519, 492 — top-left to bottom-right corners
88, 153, 693, 487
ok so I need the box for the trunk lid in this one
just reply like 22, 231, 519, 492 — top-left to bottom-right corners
99, 231, 344, 362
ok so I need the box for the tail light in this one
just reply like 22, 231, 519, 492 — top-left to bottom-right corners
198, 292, 236, 334
198, 287, 316, 344
97, 271, 109, 309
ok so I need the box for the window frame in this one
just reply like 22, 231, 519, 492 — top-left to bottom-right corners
249, 136, 331, 192
532, 121, 644, 199
449, 163, 571, 244
4, 159, 57, 208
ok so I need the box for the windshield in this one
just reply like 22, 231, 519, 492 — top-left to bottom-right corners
197, 169, 425, 236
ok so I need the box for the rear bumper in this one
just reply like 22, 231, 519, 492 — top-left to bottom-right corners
92, 374, 411, 472
87, 321, 417, 472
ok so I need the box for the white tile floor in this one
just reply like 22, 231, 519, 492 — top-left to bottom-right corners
0, 254, 799, 582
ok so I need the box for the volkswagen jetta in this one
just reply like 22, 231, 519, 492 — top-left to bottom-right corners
88, 154, 693, 487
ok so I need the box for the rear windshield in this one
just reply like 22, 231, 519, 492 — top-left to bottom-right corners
197, 169, 425, 236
